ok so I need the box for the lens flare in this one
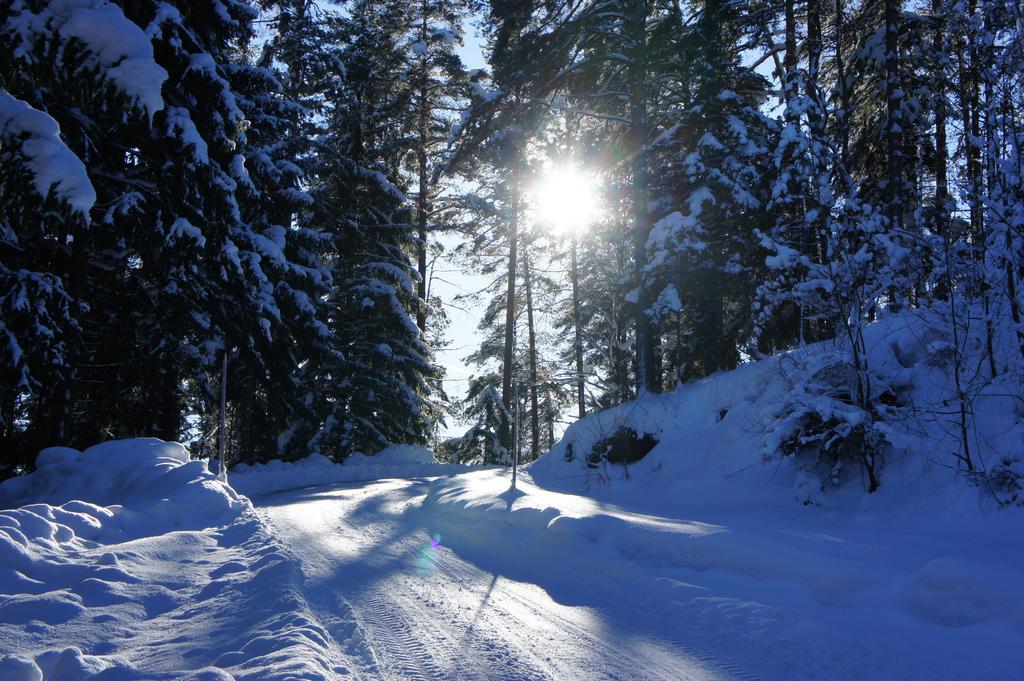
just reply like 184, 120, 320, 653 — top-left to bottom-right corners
416, 533, 443, 579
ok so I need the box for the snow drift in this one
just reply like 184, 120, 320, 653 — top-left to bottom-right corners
0, 438, 245, 538
231, 444, 471, 498
0, 439, 345, 680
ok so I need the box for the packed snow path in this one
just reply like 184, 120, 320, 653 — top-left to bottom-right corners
258, 478, 736, 681
254, 470, 1024, 681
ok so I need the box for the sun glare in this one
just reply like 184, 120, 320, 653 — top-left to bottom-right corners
530, 165, 600, 235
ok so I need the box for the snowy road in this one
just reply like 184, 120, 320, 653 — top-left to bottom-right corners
252, 470, 1024, 681
258, 478, 738, 681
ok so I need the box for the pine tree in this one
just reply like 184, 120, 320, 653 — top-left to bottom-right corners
1, 0, 341, 469
218, 6, 335, 461
0, 91, 97, 474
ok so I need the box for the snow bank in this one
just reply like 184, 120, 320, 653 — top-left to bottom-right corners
0, 509, 349, 679
0, 439, 348, 679
0, 438, 245, 537
0, 439, 246, 640
231, 444, 471, 498
0, 438, 248, 664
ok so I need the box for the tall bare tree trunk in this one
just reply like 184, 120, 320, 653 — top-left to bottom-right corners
570, 238, 586, 419
933, 0, 948, 244
885, 0, 904, 233
523, 247, 540, 459
932, 1, 953, 303
784, 0, 798, 108
545, 393, 555, 450
884, 0, 908, 312
629, 0, 656, 394
416, 1, 430, 332
835, 0, 851, 171
501, 156, 520, 415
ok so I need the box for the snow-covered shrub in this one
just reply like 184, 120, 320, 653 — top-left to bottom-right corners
764, 355, 894, 499
975, 458, 1024, 507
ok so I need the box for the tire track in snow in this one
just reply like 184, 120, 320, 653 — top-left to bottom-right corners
348, 553, 555, 681
355, 590, 449, 680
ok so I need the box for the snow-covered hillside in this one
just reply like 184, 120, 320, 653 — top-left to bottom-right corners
532, 310, 1024, 511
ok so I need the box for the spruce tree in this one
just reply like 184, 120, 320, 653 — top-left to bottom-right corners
306, 4, 438, 458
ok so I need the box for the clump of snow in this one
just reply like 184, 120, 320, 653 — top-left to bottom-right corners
0, 92, 96, 215
164, 106, 210, 164
167, 216, 207, 247
231, 444, 468, 498
349, 443, 437, 466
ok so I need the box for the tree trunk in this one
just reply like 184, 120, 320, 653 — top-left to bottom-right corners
784, 0, 798, 108
933, 0, 949, 271
629, 0, 656, 394
885, 0, 903, 234
834, 0, 851, 171
416, 1, 430, 332
523, 247, 540, 459
545, 393, 555, 450
156, 364, 180, 443
807, 0, 822, 88
612, 218, 631, 401
501, 155, 520, 414
570, 238, 586, 419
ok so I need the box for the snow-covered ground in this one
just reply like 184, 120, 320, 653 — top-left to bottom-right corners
0, 440, 350, 680
3, 309, 1024, 680
4, 438, 1022, 680
261, 473, 749, 680
422, 468, 1024, 680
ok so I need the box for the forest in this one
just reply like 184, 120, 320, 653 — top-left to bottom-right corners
3, 2, 1024, 678
2, 0, 1023, 494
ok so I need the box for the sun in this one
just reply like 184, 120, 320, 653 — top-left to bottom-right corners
529, 164, 600, 235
